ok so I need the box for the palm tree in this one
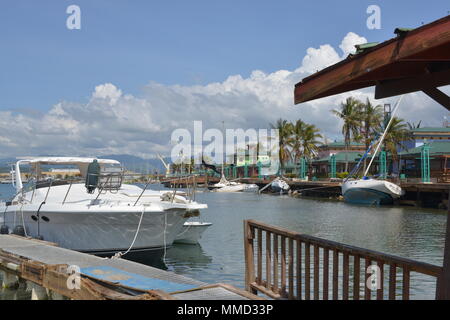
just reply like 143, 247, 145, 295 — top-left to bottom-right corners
271, 118, 294, 173
407, 121, 422, 130
301, 123, 323, 159
290, 120, 322, 160
332, 97, 363, 172
290, 120, 306, 162
360, 98, 383, 172
383, 117, 411, 161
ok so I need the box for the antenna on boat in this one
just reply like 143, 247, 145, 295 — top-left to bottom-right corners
363, 95, 405, 177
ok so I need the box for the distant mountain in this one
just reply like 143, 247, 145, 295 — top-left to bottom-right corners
101, 154, 169, 174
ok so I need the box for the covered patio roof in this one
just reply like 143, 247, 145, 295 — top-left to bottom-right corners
294, 15, 450, 109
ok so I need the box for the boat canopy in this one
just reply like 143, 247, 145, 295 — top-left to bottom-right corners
16, 157, 120, 166
13, 157, 122, 192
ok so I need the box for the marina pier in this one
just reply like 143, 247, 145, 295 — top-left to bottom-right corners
0, 235, 260, 300
161, 175, 450, 209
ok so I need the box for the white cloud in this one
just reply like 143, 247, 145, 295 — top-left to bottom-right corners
0, 32, 448, 158
339, 32, 368, 57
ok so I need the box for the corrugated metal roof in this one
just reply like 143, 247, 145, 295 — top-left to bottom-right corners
314, 151, 363, 163
411, 127, 450, 133
399, 141, 450, 156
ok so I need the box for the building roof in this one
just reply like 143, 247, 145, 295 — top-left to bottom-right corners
411, 127, 450, 133
320, 141, 365, 148
398, 141, 450, 156
294, 15, 450, 107
314, 151, 363, 163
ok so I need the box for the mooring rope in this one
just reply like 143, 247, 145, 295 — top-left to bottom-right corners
20, 202, 28, 237
111, 206, 146, 259
162, 211, 168, 264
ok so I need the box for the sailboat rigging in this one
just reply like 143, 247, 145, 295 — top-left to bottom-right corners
341, 95, 405, 205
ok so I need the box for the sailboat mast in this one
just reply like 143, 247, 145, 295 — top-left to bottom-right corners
363, 95, 404, 177
221, 121, 225, 177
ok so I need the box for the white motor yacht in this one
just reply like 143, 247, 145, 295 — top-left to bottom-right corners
0, 157, 207, 255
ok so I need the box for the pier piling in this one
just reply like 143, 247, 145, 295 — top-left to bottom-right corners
1, 270, 19, 289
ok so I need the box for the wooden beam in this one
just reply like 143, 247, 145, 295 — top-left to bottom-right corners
436, 191, 450, 299
375, 68, 450, 99
295, 15, 450, 104
422, 87, 450, 110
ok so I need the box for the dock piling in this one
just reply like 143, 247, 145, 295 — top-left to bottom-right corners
1, 270, 19, 289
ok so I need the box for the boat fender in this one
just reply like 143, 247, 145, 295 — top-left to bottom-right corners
85, 159, 100, 194
183, 209, 200, 218
12, 225, 25, 237
0, 225, 9, 234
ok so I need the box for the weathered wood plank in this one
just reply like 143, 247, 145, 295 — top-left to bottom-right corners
323, 248, 329, 300
257, 228, 262, 286
314, 245, 320, 300
288, 238, 294, 299
389, 264, 397, 300
266, 231, 272, 291
296, 240, 302, 300
353, 255, 360, 300
343, 252, 349, 300
305, 243, 311, 300
333, 249, 339, 300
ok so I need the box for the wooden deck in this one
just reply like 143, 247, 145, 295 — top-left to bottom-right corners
0, 235, 262, 300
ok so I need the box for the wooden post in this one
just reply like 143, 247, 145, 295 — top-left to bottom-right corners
1, 271, 19, 289
243, 220, 256, 294
27, 281, 49, 300
436, 190, 450, 299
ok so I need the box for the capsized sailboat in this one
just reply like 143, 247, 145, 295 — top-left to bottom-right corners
342, 177, 403, 205
341, 96, 405, 205
270, 177, 290, 194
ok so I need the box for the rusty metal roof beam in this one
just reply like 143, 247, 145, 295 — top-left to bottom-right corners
294, 15, 450, 105
374, 67, 450, 98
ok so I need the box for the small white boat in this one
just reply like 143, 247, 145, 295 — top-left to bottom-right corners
174, 221, 212, 244
270, 177, 290, 193
342, 178, 403, 205
212, 175, 259, 193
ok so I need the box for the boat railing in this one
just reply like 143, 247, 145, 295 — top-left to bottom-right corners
244, 219, 444, 300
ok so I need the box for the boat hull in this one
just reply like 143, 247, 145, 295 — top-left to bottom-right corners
342, 179, 403, 205
2, 207, 188, 253
270, 179, 290, 194
342, 187, 394, 205
174, 222, 212, 244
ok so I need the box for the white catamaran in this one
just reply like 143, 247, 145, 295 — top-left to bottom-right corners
341, 96, 405, 205
0, 157, 207, 254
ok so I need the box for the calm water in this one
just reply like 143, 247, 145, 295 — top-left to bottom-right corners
0, 183, 447, 299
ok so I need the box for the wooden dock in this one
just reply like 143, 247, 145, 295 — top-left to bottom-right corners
0, 235, 262, 300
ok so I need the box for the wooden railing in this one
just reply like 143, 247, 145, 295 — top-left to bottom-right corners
244, 220, 444, 300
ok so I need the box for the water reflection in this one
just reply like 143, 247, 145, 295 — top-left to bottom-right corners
0, 183, 447, 299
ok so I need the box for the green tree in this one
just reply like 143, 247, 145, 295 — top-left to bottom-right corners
271, 118, 294, 173
383, 117, 411, 161
332, 97, 363, 172
360, 98, 383, 172
290, 119, 322, 161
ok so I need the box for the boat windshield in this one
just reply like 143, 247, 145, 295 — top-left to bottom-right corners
19, 162, 124, 192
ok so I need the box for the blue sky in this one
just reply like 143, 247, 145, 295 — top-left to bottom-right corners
1, 0, 449, 112
0, 1, 449, 158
